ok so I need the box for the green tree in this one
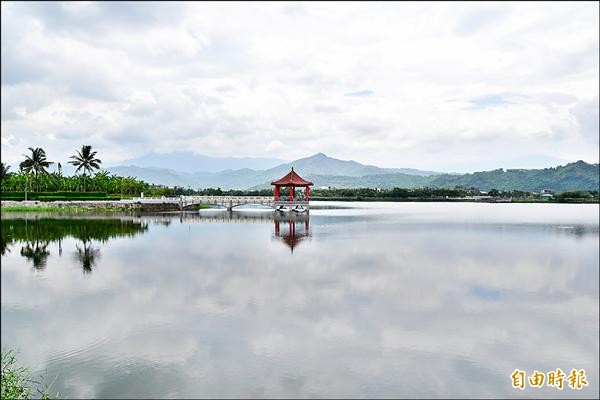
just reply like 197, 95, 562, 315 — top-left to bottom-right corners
57, 162, 63, 190
68, 145, 102, 192
555, 190, 593, 202
19, 147, 53, 192
0, 162, 10, 183
90, 171, 111, 193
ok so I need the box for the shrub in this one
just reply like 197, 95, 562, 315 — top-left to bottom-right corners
1, 192, 109, 201
36, 196, 113, 202
1, 350, 60, 399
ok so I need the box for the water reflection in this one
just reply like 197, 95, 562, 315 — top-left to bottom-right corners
1, 204, 598, 398
20, 240, 51, 271
194, 210, 312, 252
1, 216, 148, 274
74, 239, 101, 274
273, 213, 310, 252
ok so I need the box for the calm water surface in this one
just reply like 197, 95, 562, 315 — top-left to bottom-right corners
1, 202, 598, 398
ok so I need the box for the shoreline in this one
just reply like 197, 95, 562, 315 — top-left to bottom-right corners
310, 197, 599, 204
0, 200, 181, 213
1, 198, 598, 213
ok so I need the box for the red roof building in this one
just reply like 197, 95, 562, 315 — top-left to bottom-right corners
271, 167, 313, 202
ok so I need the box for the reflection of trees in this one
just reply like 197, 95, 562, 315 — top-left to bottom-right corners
1, 234, 12, 256
156, 219, 172, 227
74, 239, 101, 274
2, 217, 148, 274
20, 241, 51, 270
573, 225, 585, 239
1, 218, 148, 243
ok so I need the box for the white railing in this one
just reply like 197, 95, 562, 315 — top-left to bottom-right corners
124, 195, 313, 209
274, 196, 309, 202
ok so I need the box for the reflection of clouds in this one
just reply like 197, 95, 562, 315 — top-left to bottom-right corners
1, 208, 598, 398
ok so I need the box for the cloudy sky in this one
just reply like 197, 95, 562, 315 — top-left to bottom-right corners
1, 1, 598, 172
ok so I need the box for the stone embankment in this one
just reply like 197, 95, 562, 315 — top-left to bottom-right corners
0, 200, 181, 212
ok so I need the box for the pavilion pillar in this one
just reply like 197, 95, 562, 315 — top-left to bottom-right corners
305, 186, 309, 201
274, 186, 279, 200
289, 185, 293, 202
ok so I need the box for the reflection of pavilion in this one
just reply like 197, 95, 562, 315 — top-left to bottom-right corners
166, 210, 313, 253
273, 212, 310, 253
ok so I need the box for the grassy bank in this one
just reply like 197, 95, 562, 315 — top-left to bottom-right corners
1, 205, 125, 213
1, 350, 60, 400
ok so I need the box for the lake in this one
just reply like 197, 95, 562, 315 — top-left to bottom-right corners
1, 202, 598, 398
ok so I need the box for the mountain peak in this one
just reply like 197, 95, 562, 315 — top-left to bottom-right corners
310, 152, 328, 159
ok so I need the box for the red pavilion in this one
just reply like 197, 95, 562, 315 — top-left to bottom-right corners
271, 167, 313, 208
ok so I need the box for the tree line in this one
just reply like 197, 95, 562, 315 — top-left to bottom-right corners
308, 187, 598, 200
1, 146, 157, 195
151, 186, 600, 200
3, 147, 597, 200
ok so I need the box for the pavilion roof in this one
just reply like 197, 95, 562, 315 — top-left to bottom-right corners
271, 168, 313, 186
277, 233, 308, 252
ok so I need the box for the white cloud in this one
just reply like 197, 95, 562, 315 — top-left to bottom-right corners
1, 1, 598, 171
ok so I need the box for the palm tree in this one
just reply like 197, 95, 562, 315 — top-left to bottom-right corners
57, 162, 63, 190
0, 162, 10, 183
69, 145, 102, 192
19, 147, 53, 192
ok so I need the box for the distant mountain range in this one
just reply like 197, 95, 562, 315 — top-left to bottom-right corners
113, 152, 287, 173
105, 153, 600, 192
426, 160, 599, 192
106, 153, 444, 189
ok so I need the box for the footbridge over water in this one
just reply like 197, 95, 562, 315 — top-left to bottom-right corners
129, 195, 308, 211
132, 168, 313, 212
179, 196, 275, 210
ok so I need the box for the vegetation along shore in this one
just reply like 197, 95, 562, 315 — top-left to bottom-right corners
2, 146, 598, 208
1, 350, 60, 399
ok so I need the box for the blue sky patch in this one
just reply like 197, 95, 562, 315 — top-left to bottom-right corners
344, 90, 374, 97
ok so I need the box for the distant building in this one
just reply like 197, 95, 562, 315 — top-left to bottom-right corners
540, 189, 554, 200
